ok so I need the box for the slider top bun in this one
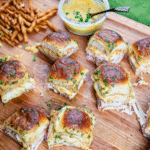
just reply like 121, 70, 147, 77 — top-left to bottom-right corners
4, 107, 49, 145
56, 107, 92, 135
49, 106, 96, 145
93, 29, 125, 55
47, 57, 88, 88
91, 64, 129, 87
128, 38, 150, 64
42, 30, 71, 49
0, 59, 27, 84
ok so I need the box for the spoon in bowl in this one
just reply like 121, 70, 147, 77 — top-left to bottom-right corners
89, 6, 130, 18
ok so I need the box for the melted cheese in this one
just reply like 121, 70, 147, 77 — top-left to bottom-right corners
1, 78, 35, 103
18, 45, 22, 48
0, 42, 2, 47
25, 43, 40, 53
0, 56, 11, 62
13, 53, 24, 58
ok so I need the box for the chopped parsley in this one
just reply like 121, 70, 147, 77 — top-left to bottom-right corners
73, 72, 76, 75
68, 77, 73, 80
66, 12, 69, 15
120, 75, 123, 78
112, 77, 116, 81
80, 72, 84, 75
49, 75, 53, 79
111, 84, 114, 87
0, 80, 3, 84
85, 13, 91, 22
47, 103, 51, 107
67, 66, 70, 69
74, 98, 77, 101
103, 76, 108, 87
33, 55, 36, 61
138, 56, 141, 61
0, 58, 2, 63
3, 103, 5, 106
83, 104, 86, 107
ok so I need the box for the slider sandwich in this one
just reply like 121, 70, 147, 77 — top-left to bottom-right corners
46, 57, 88, 99
86, 29, 127, 65
1, 107, 49, 150
91, 63, 135, 114
0, 57, 35, 103
38, 30, 79, 61
128, 38, 150, 75
47, 106, 96, 150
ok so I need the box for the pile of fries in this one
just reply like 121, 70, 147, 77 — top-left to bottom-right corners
0, 0, 58, 46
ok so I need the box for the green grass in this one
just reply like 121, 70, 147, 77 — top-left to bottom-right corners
109, 0, 150, 26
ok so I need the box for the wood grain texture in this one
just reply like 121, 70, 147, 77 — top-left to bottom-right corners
0, 0, 150, 150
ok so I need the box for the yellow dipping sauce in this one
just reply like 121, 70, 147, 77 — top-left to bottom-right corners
63, 0, 105, 22
59, 0, 108, 35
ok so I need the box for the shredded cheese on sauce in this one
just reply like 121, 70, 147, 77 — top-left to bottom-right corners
13, 53, 24, 58
0, 56, 11, 62
25, 43, 40, 53
0, 42, 2, 47
18, 45, 22, 48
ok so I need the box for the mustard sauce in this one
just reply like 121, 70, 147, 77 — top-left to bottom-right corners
63, 0, 105, 22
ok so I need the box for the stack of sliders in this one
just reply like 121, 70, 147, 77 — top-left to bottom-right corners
91, 63, 135, 114
0, 0, 58, 46
0, 107, 50, 150
128, 38, 150, 75
46, 57, 89, 99
38, 30, 79, 61
0, 106, 96, 150
86, 29, 127, 66
0, 56, 35, 104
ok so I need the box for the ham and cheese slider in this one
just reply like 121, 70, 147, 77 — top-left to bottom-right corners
86, 29, 127, 65
0, 57, 35, 104
46, 57, 88, 99
128, 38, 150, 75
91, 63, 135, 114
47, 106, 96, 150
38, 30, 79, 61
1, 107, 49, 150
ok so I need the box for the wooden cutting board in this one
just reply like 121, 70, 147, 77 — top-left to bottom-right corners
0, 0, 150, 149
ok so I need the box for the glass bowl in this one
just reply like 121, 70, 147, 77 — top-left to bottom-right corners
58, 0, 110, 36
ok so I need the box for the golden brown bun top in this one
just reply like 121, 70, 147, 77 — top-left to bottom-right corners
4, 107, 49, 132
62, 108, 91, 132
132, 38, 150, 58
94, 29, 123, 44
0, 60, 26, 84
49, 57, 83, 81
92, 64, 128, 86
43, 30, 71, 47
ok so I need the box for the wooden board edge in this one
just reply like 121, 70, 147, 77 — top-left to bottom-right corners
107, 12, 150, 36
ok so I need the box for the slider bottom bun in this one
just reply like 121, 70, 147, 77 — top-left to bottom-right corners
96, 94, 136, 115
46, 76, 84, 99
5, 127, 46, 150
1, 78, 35, 103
